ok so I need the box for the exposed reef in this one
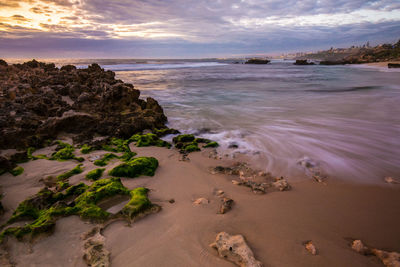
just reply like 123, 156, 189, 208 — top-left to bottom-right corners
245, 58, 270, 64
0, 178, 157, 242
0, 60, 167, 150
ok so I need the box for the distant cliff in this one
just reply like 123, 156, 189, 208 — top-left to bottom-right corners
296, 39, 400, 63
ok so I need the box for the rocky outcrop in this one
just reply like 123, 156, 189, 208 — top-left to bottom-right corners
210, 232, 263, 267
294, 60, 315, 65
351, 239, 400, 267
245, 59, 270, 64
0, 60, 167, 149
211, 162, 290, 194
82, 227, 110, 267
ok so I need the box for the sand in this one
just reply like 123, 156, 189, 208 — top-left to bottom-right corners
1, 144, 399, 266
365, 61, 400, 68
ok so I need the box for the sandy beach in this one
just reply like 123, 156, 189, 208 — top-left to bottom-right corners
365, 61, 400, 67
1, 143, 399, 267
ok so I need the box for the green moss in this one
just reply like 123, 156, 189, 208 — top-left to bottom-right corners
56, 181, 70, 190
50, 146, 84, 162
94, 153, 119, 166
102, 138, 130, 153
80, 144, 94, 154
10, 166, 24, 176
74, 178, 129, 221
109, 157, 158, 178
56, 164, 84, 181
120, 151, 137, 162
121, 187, 152, 218
203, 141, 219, 148
182, 143, 200, 152
172, 134, 195, 143
0, 178, 155, 242
85, 168, 105, 181
129, 133, 171, 148
152, 128, 180, 137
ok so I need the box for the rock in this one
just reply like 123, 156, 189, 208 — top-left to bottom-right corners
245, 58, 270, 64
297, 157, 326, 183
384, 177, 400, 184
351, 239, 400, 267
210, 232, 263, 267
388, 63, 400, 68
82, 227, 110, 267
168, 199, 175, 204
0, 60, 167, 150
193, 198, 209, 205
304, 240, 318, 255
294, 60, 315, 65
216, 190, 225, 197
228, 142, 239, 149
272, 177, 290, 191
351, 240, 370, 255
219, 198, 234, 214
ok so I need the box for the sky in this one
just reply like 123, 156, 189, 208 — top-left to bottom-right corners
0, 0, 399, 58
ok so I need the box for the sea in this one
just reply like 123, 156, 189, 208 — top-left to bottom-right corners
11, 58, 400, 183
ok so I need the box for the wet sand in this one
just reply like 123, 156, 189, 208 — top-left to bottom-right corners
1, 145, 400, 266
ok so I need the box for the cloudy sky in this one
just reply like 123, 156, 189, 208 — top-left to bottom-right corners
0, 0, 399, 58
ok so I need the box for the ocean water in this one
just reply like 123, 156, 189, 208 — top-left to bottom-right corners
12, 58, 400, 183
112, 59, 400, 183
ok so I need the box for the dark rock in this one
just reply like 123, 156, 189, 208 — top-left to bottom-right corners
294, 60, 315, 65
245, 58, 270, 64
219, 198, 234, 214
0, 60, 168, 149
388, 63, 400, 68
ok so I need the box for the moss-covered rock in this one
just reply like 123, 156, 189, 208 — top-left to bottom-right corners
85, 168, 105, 181
128, 133, 171, 148
0, 178, 156, 242
94, 153, 119, 166
173, 134, 195, 143
109, 157, 158, 178
10, 166, 24, 176
204, 141, 219, 148
173, 134, 218, 153
50, 144, 84, 162
80, 144, 94, 154
152, 128, 180, 137
102, 138, 130, 153
121, 187, 152, 218
27, 147, 49, 160
56, 164, 84, 181
120, 151, 137, 162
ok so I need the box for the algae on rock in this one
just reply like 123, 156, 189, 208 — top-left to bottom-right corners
109, 157, 158, 178
85, 168, 106, 181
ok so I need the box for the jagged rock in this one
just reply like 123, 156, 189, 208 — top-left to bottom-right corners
193, 198, 209, 205
272, 177, 290, 191
304, 240, 318, 255
210, 232, 263, 267
351, 240, 370, 255
0, 60, 167, 149
212, 163, 290, 194
351, 239, 400, 267
82, 227, 110, 267
219, 198, 234, 214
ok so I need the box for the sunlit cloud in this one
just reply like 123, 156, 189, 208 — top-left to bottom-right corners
0, 0, 399, 57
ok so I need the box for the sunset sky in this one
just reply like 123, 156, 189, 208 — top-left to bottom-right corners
0, 0, 399, 58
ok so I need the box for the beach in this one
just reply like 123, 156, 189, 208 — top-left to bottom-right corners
0, 60, 400, 267
1, 144, 400, 266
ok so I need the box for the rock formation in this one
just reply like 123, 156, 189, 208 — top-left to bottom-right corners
351, 239, 400, 267
245, 58, 270, 64
210, 232, 263, 267
0, 60, 167, 150
294, 60, 315, 65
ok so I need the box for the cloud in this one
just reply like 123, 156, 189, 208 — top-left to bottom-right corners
0, 0, 399, 57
